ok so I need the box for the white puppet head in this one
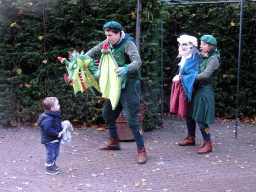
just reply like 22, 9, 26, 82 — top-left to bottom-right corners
177, 35, 198, 58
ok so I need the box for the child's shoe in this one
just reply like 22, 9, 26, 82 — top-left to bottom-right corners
53, 162, 60, 171
46, 165, 59, 175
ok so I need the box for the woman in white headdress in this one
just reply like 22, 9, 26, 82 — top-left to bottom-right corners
170, 35, 200, 118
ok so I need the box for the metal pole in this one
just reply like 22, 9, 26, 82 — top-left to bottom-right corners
160, 18, 164, 124
235, 0, 244, 139
167, 0, 255, 5
136, 0, 141, 53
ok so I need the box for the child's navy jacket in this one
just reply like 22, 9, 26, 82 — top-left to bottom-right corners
38, 110, 62, 144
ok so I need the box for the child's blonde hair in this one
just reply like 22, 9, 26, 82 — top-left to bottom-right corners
43, 97, 58, 110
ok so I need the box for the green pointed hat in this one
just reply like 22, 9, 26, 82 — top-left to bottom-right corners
103, 21, 123, 31
200, 35, 217, 46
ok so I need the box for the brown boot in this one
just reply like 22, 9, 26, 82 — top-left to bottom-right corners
99, 139, 120, 150
137, 147, 147, 164
178, 135, 195, 146
197, 141, 212, 154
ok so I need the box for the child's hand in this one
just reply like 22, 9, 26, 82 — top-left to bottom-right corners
58, 133, 62, 139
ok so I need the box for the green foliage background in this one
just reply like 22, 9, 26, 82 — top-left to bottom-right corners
162, 2, 256, 120
0, 0, 256, 128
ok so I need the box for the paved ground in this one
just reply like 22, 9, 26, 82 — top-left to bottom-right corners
0, 116, 256, 192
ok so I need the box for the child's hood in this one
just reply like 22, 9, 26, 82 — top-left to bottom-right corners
37, 110, 61, 126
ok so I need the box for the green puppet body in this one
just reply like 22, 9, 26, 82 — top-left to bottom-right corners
99, 43, 121, 110
58, 47, 122, 110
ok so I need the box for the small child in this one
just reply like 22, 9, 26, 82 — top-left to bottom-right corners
38, 97, 63, 175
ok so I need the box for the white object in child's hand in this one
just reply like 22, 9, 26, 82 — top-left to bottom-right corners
60, 120, 73, 144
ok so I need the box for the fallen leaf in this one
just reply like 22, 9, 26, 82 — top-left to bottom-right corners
238, 165, 244, 168
16, 68, 22, 74
131, 11, 136, 20
135, 182, 141, 187
25, 83, 31, 88
38, 36, 44, 40
97, 127, 106, 131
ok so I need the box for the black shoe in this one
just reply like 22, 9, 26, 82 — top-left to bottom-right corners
53, 162, 60, 171
46, 165, 59, 175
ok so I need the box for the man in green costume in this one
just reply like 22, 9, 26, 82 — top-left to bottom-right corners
86, 21, 147, 164
179, 35, 220, 154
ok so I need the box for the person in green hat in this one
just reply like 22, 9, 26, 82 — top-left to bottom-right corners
179, 34, 220, 154
86, 21, 147, 164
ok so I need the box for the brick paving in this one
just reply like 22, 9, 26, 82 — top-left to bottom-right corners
0, 116, 256, 192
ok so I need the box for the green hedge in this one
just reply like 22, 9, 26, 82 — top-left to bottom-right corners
0, 0, 162, 129
162, 2, 256, 119
1, 0, 256, 127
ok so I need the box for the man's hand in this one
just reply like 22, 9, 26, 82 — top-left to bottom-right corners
116, 66, 129, 78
